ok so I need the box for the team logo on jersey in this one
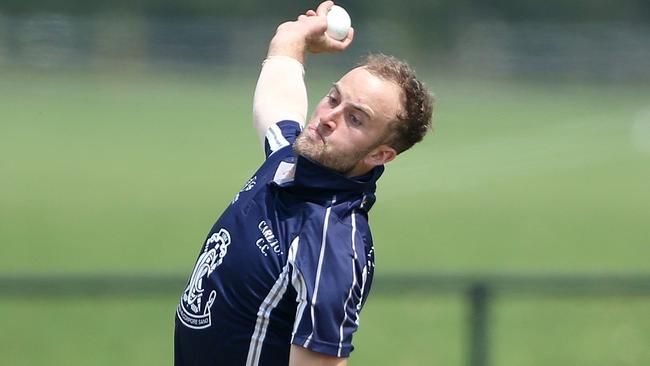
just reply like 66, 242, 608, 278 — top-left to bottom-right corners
241, 176, 257, 191
177, 228, 231, 329
232, 176, 257, 203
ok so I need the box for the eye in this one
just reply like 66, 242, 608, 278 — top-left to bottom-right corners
326, 90, 339, 106
349, 114, 362, 126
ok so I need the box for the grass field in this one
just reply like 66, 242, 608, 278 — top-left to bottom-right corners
1, 66, 649, 365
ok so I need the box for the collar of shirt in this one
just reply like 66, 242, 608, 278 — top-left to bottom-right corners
271, 153, 383, 212
293, 154, 383, 193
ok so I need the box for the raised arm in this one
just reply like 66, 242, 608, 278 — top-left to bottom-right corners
252, 1, 354, 144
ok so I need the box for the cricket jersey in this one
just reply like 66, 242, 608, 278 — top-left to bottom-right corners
174, 120, 382, 366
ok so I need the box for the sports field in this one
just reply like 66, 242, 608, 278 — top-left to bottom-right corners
1, 67, 649, 365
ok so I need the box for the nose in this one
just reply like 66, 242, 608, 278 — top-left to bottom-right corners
318, 108, 341, 135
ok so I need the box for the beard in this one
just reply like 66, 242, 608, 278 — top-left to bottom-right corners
293, 128, 370, 176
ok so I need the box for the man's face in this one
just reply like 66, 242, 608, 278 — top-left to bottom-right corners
294, 67, 402, 177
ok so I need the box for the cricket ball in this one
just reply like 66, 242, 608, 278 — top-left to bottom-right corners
326, 5, 351, 41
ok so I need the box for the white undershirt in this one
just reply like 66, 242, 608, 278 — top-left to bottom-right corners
252, 56, 308, 146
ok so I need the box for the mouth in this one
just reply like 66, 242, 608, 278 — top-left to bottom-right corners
308, 124, 326, 144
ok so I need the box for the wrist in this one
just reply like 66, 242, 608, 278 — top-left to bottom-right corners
267, 30, 308, 65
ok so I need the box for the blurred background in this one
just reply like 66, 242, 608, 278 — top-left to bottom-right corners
1, 1, 649, 365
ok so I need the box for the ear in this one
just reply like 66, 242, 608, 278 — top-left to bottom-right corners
363, 145, 397, 166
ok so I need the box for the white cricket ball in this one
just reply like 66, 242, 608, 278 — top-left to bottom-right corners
326, 5, 351, 41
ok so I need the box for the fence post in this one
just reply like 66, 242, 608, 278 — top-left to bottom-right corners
468, 282, 490, 366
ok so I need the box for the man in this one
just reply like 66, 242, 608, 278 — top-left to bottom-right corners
174, 2, 433, 365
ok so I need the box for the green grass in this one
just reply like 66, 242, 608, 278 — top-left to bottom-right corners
493, 296, 650, 366
1, 69, 648, 274
1, 67, 649, 365
352, 294, 464, 366
0, 294, 463, 366
0, 296, 176, 366
2, 294, 648, 366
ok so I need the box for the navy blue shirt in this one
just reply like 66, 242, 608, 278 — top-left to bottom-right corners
175, 120, 382, 366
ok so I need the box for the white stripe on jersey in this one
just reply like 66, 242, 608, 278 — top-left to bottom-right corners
337, 211, 359, 357
266, 123, 290, 154
304, 195, 337, 347
355, 265, 368, 326
245, 237, 300, 366
290, 256, 309, 342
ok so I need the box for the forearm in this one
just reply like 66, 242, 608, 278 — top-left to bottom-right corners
267, 29, 309, 65
289, 345, 348, 366
252, 1, 352, 144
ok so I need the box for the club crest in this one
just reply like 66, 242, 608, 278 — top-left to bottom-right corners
177, 228, 231, 329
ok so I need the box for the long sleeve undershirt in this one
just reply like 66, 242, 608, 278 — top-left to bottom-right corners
252, 55, 308, 145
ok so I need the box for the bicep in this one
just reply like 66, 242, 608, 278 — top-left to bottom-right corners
289, 345, 348, 366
